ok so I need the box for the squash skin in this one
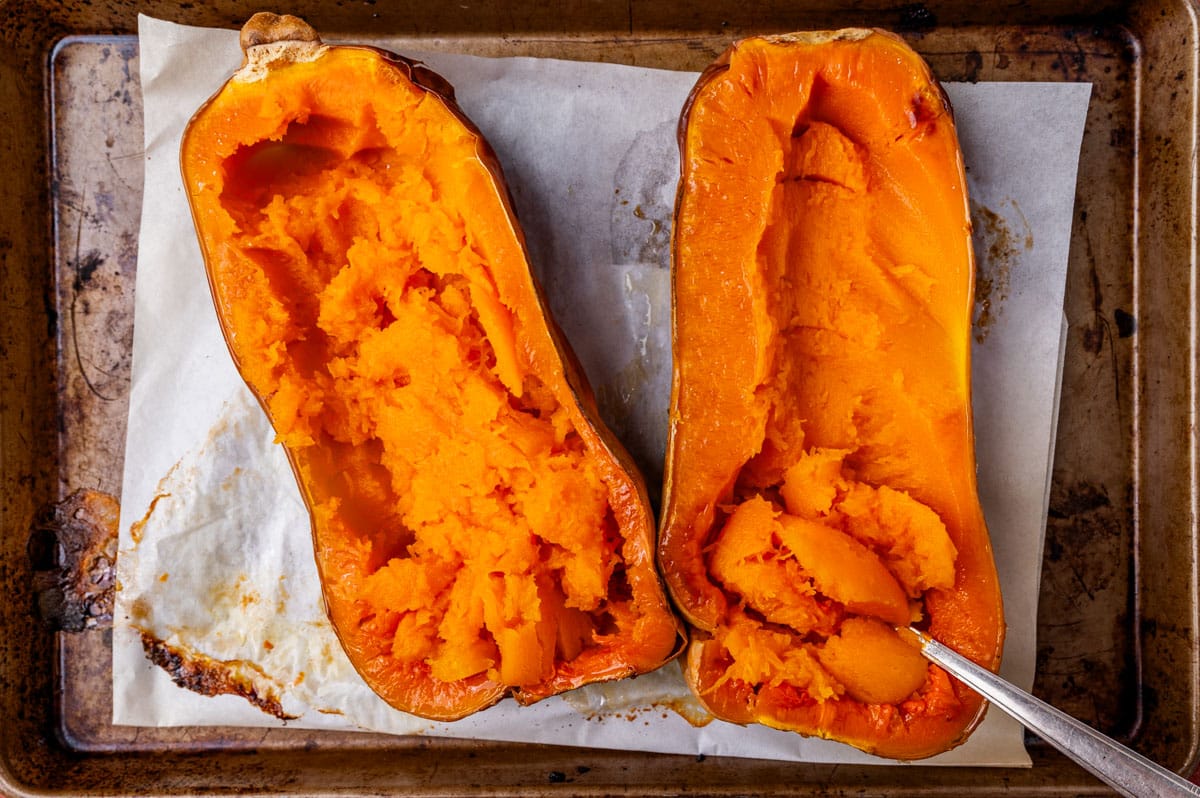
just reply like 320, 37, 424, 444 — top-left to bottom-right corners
659, 29, 1005, 759
182, 13, 683, 721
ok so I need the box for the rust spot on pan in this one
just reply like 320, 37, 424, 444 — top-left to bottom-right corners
28, 489, 119, 632
140, 632, 299, 721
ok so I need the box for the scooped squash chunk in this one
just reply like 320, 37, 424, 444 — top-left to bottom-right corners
711, 496, 910, 629
709, 497, 844, 636
660, 29, 1005, 759
182, 13, 681, 720
817, 618, 930, 705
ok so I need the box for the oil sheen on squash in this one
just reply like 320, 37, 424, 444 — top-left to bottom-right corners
659, 29, 1005, 759
181, 14, 680, 721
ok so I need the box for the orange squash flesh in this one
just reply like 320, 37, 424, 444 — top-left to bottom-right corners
659, 30, 1005, 759
182, 14, 681, 721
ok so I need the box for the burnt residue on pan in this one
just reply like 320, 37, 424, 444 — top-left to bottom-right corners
139, 632, 299, 721
894, 4, 938, 35
28, 489, 119, 632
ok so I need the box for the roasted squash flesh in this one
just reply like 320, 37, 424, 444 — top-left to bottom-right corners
182, 14, 680, 721
660, 30, 1004, 759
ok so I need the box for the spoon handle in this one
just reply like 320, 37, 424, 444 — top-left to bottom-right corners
909, 627, 1200, 797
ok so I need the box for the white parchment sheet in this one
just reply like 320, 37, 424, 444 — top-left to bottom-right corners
114, 15, 1092, 766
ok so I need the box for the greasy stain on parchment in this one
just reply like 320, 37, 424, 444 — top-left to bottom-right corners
129, 481, 174, 545
593, 266, 671, 507
971, 197, 1033, 343
610, 119, 677, 270
124, 398, 290, 713
121, 390, 395, 725
595, 119, 678, 504
559, 661, 712, 727
127, 396, 249, 545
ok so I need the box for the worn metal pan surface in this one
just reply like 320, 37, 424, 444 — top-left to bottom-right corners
0, 0, 1195, 794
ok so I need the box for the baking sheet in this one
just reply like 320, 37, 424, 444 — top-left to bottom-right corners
113, 15, 1091, 766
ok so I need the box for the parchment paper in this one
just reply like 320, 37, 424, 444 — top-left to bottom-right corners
114, 15, 1092, 766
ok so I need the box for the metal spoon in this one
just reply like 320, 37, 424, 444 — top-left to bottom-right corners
906, 627, 1200, 797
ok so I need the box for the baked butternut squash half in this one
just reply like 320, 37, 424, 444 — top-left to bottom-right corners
659, 30, 1005, 759
181, 13, 682, 721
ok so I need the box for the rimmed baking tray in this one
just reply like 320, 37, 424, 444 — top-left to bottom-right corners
1, 0, 1196, 794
